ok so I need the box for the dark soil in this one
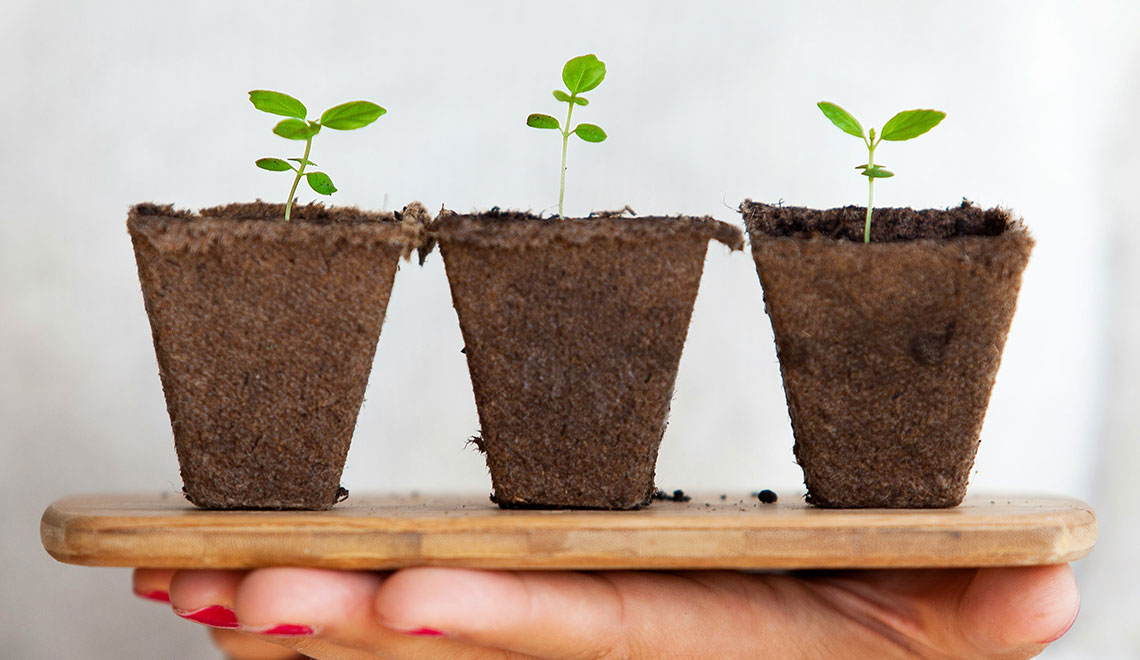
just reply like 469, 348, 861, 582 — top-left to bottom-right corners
652, 488, 692, 502
743, 199, 1009, 242
741, 200, 1033, 508
128, 201, 427, 510
434, 210, 742, 510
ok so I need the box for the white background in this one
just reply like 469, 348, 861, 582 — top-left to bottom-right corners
2, 1, 1137, 657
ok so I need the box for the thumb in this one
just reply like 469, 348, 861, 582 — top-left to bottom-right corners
958, 565, 1080, 657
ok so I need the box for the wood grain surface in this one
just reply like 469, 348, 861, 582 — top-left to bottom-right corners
41, 492, 1096, 570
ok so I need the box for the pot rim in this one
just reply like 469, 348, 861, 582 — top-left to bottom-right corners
128, 201, 429, 253
739, 199, 1031, 248
431, 209, 744, 250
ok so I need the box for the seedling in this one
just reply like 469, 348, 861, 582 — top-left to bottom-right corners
526, 54, 608, 218
250, 90, 386, 221
817, 102, 945, 242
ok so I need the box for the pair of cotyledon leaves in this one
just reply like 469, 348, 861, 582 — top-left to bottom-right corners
251, 90, 386, 196
818, 101, 945, 179
526, 54, 608, 143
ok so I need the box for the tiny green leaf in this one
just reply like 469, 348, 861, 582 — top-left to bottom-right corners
320, 101, 386, 130
252, 90, 381, 222
249, 90, 307, 119
573, 123, 607, 142
880, 109, 946, 141
822, 100, 944, 242
255, 158, 293, 172
533, 55, 609, 218
817, 101, 864, 139
527, 113, 561, 130
306, 171, 337, 195
273, 118, 320, 140
562, 54, 606, 94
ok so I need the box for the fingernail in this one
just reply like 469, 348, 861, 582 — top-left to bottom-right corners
135, 589, 170, 603
257, 623, 316, 636
398, 627, 447, 637
174, 605, 240, 629
1039, 602, 1080, 645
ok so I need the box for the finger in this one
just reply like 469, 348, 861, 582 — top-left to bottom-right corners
170, 568, 521, 659
804, 566, 1080, 660
257, 636, 405, 660
132, 568, 176, 604
373, 568, 816, 659
169, 569, 248, 629
958, 565, 1080, 656
209, 628, 307, 660
374, 566, 1081, 660
231, 567, 531, 660
374, 568, 625, 657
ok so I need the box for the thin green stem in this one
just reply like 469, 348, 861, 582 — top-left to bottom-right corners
284, 137, 313, 222
558, 98, 576, 219
864, 135, 877, 243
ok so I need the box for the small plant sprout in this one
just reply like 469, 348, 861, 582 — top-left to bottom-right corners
250, 90, 386, 221
817, 101, 946, 243
526, 54, 608, 218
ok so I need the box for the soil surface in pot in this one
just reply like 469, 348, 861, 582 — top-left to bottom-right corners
436, 210, 742, 510
742, 200, 1033, 508
128, 201, 426, 510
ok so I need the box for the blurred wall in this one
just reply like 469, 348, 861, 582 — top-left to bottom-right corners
2, 1, 1137, 657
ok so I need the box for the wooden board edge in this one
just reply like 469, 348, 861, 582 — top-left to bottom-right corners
40, 504, 82, 566
39, 504, 1098, 571
40, 496, 1098, 572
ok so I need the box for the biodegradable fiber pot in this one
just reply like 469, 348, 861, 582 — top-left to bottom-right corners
434, 210, 743, 510
128, 202, 427, 510
741, 200, 1033, 508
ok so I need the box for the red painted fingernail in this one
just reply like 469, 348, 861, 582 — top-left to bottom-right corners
259, 624, 316, 636
135, 589, 170, 603
404, 627, 446, 637
174, 605, 240, 629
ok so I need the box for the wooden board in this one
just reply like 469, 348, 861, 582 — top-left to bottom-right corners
41, 493, 1096, 571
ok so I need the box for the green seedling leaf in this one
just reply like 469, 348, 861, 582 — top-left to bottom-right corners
818, 100, 945, 242
562, 54, 606, 94
249, 90, 307, 119
255, 158, 293, 171
527, 113, 561, 130
306, 171, 337, 195
531, 55, 608, 218
320, 101, 386, 130
818, 101, 864, 139
252, 90, 384, 221
273, 118, 320, 140
861, 166, 895, 178
574, 123, 607, 142
880, 109, 947, 141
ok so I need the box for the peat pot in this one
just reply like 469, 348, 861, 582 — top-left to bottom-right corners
434, 210, 743, 510
128, 202, 427, 509
741, 200, 1033, 508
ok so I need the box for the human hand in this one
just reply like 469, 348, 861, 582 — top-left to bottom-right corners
133, 564, 1078, 659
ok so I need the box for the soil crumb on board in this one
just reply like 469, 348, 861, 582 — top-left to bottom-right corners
653, 488, 692, 503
